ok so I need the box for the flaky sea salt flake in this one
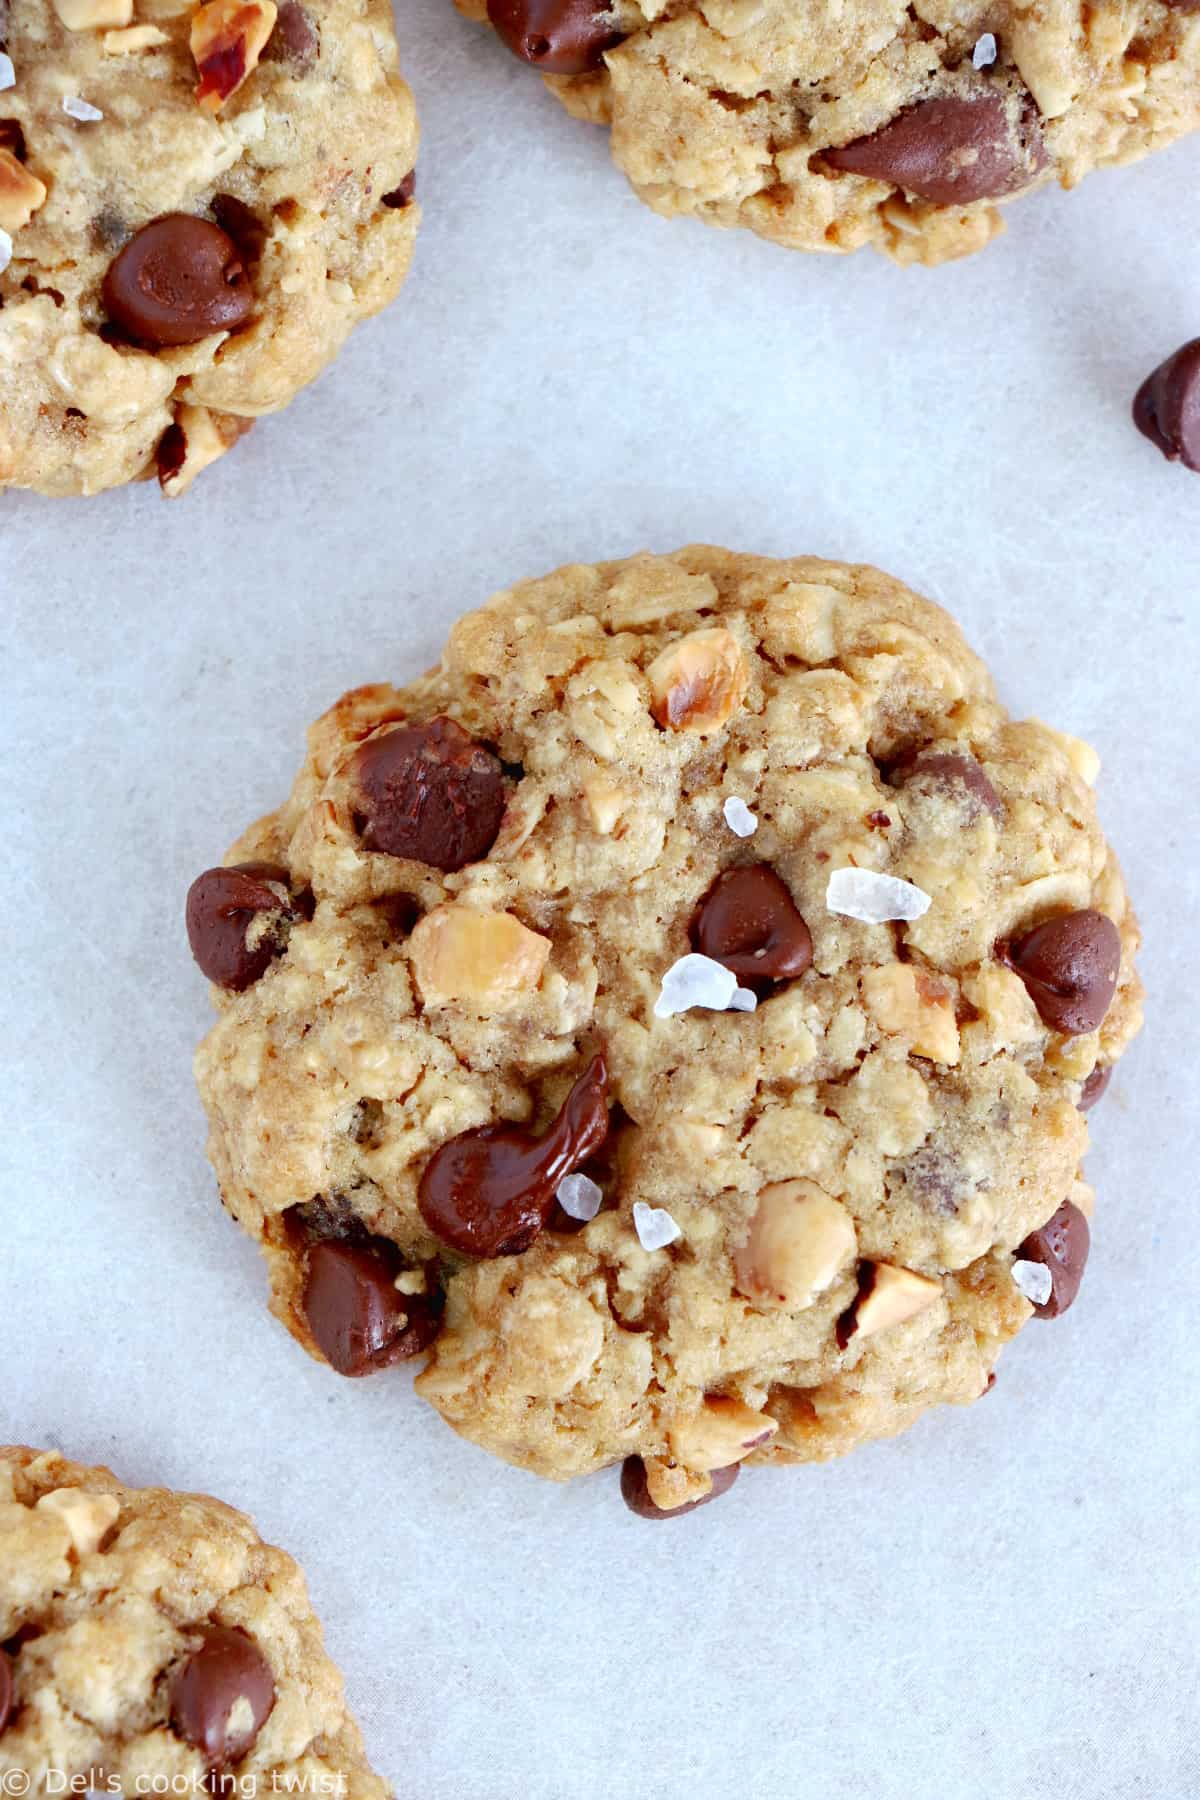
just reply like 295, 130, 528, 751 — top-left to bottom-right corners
972, 32, 997, 68
0, 229, 11, 276
557, 1173, 603, 1223
723, 796, 758, 838
654, 953, 738, 1018
728, 986, 758, 1012
1012, 1259, 1053, 1307
826, 866, 931, 924
633, 1202, 682, 1252
63, 95, 103, 122
0, 53, 15, 90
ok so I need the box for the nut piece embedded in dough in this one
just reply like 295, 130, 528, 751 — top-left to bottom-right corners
839, 1262, 941, 1345
735, 1180, 857, 1310
52, 0, 132, 28
190, 0, 278, 112
35, 1487, 120, 1555
668, 1396, 779, 1472
646, 628, 748, 733
582, 775, 627, 835
862, 963, 960, 1064
0, 150, 48, 235
158, 405, 252, 496
409, 904, 552, 1010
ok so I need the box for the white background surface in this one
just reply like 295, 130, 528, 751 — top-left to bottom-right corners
2, 3, 1199, 1794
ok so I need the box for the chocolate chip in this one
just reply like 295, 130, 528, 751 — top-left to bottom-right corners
301, 1238, 442, 1376
1017, 1200, 1090, 1318
419, 1054, 610, 1257
382, 171, 416, 208
156, 422, 187, 489
1005, 909, 1121, 1036
186, 862, 300, 991
691, 865, 813, 988
210, 194, 268, 264
353, 716, 507, 872
102, 215, 253, 349
619, 1458, 740, 1520
1079, 1064, 1111, 1111
169, 1626, 275, 1768
0, 120, 26, 161
892, 750, 1002, 819
825, 91, 1045, 205
1133, 339, 1200, 472
262, 0, 319, 65
486, 0, 623, 73
0, 1647, 12, 1735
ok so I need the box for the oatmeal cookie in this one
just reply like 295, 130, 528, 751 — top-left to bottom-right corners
0, 0, 418, 496
0, 1446, 389, 1793
189, 547, 1142, 1512
460, 0, 1200, 265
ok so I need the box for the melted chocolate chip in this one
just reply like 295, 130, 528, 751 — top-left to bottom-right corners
382, 171, 416, 208
691, 865, 813, 988
169, 1626, 275, 1768
1005, 910, 1121, 1036
102, 215, 254, 348
156, 422, 187, 489
419, 1055, 610, 1256
1017, 1200, 1090, 1318
263, 0, 319, 64
0, 120, 26, 161
301, 1238, 442, 1375
0, 1647, 12, 1735
1078, 1065, 1111, 1111
825, 91, 1045, 205
486, 0, 623, 72
354, 716, 507, 871
619, 1458, 740, 1520
1133, 339, 1200, 472
892, 750, 1002, 819
186, 862, 300, 991
210, 194, 268, 263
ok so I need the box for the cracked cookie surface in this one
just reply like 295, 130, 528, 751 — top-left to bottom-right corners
459, 0, 1200, 265
0, 1446, 390, 1794
0, 0, 418, 497
190, 547, 1142, 1505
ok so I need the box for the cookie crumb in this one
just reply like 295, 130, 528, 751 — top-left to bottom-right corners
826, 867, 931, 924
62, 94, 104, 121
1011, 1258, 1054, 1307
723, 796, 758, 838
632, 1202, 681, 1251
972, 33, 997, 69
557, 1172, 603, 1222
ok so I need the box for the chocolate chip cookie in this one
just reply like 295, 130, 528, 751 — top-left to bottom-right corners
0, 1446, 389, 1792
0, 0, 418, 497
460, 0, 1200, 265
189, 548, 1142, 1514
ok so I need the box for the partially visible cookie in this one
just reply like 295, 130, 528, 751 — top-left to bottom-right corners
0, 1447, 389, 1794
188, 548, 1143, 1510
0, 0, 418, 496
460, 0, 1200, 265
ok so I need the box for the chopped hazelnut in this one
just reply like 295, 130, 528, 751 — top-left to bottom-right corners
646, 628, 748, 733
668, 1396, 778, 1472
53, 0, 132, 28
735, 1180, 857, 1310
190, 0, 278, 112
862, 962, 960, 1065
839, 1262, 941, 1344
409, 904, 551, 1010
0, 149, 47, 235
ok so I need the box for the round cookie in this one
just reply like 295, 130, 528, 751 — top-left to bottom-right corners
0, 0, 418, 497
189, 547, 1142, 1512
460, 0, 1200, 265
0, 1446, 389, 1793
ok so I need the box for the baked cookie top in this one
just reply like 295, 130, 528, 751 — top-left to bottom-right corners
0, 1446, 389, 1794
0, 0, 418, 497
460, 0, 1200, 265
190, 548, 1142, 1511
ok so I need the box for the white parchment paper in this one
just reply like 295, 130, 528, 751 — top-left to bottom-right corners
2, 2, 1198, 1793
